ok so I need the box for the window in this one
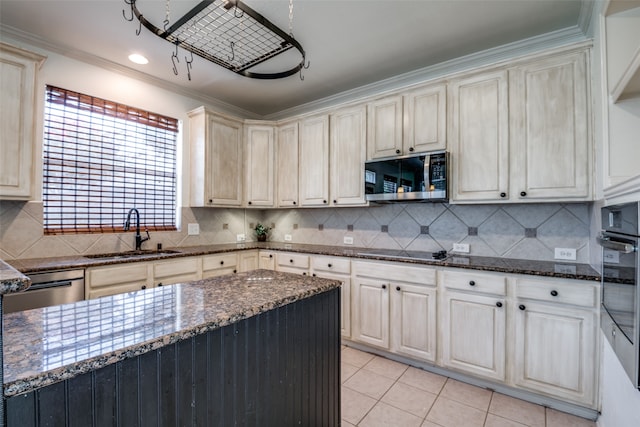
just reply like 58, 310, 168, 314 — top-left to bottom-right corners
43, 86, 178, 234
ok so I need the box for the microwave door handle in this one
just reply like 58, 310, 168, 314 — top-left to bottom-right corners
423, 154, 430, 193
597, 235, 637, 253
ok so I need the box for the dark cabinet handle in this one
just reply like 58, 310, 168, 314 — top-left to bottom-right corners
220, 260, 224, 265
409, 147, 414, 152
496, 302, 503, 308
312, 273, 316, 277
233, 269, 237, 273
333, 200, 337, 204
269, 254, 273, 258
469, 280, 475, 286
293, 201, 297, 205
158, 283, 163, 287
500, 192, 506, 198
395, 149, 401, 154
328, 263, 332, 268
382, 284, 387, 289
550, 290, 558, 297
290, 259, 294, 263
208, 199, 213, 203
519, 304, 526, 311
141, 285, 146, 290
396, 286, 401, 291
323, 200, 327, 204
520, 191, 527, 197
303, 272, 307, 275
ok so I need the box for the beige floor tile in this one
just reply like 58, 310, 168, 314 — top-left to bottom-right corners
425, 396, 487, 427
398, 366, 447, 394
440, 378, 493, 411
344, 368, 396, 400
546, 408, 597, 427
343, 346, 376, 368
381, 382, 438, 418
359, 401, 424, 427
341, 386, 377, 425
341, 421, 356, 427
421, 421, 445, 427
363, 355, 409, 380
488, 393, 545, 427
342, 362, 360, 383
485, 413, 528, 427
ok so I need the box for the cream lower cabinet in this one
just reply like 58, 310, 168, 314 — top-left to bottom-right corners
86, 262, 153, 299
352, 261, 437, 362
153, 257, 201, 287
275, 252, 310, 275
238, 250, 259, 272
202, 253, 238, 278
311, 255, 352, 338
258, 250, 276, 270
440, 270, 507, 382
513, 277, 599, 407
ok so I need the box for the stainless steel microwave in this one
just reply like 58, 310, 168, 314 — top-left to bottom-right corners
364, 151, 448, 202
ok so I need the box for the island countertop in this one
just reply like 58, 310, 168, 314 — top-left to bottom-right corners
2, 269, 341, 397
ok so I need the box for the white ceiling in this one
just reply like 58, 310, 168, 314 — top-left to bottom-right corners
0, 0, 590, 117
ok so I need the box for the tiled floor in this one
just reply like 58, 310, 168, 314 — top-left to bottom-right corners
341, 346, 597, 427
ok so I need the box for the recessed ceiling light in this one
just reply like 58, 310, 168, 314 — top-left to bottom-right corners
128, 53, 148, 65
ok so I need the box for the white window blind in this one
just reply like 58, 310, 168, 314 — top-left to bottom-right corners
43, 85, 178, 235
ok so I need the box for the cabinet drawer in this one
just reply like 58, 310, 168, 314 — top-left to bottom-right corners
515, 278, 598, 308
202, 253, 238, 271
443, 270, 506, 295
154, 258, 200, 280
277, 253, 310, 269
312, 256, 350, 274
87, 263, 149, 288
353, 261, 435, 286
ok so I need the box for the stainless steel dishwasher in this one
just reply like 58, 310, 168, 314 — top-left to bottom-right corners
3, 269, 85, 313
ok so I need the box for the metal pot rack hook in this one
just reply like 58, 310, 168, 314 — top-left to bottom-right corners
136, 19, 142, 36
185, 51, 194, 81
228, 41, 235, 62
171, 42, 180, 75
299, 58, 310, 81
123, 0, 134, 21
234, 5, 244, 19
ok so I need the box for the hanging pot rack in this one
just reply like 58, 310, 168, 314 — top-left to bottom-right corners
123, 0, 309, 80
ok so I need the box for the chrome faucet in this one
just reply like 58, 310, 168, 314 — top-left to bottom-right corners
124, 208, 150, 251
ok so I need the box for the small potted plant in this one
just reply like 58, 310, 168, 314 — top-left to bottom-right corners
254, 223, 271, 242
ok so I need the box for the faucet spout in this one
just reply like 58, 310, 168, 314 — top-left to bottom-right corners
124, 208, 150, 251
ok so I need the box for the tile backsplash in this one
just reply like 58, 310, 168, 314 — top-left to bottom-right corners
0, 201, 591, 263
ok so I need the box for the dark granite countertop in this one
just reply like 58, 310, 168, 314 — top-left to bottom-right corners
0, 259, 31, 295
5, 242, 601, 282
2, 269, 340, 397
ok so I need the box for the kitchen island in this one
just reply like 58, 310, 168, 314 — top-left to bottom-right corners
2, 269, 341, 426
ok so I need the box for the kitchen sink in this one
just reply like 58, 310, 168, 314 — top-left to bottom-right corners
85, 249, 181, 260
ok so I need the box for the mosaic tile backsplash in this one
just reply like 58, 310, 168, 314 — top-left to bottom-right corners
0, 201, 591, 263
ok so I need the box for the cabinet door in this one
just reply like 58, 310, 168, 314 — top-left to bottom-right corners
202, 253, 238, 278
86, 263, 152, 299
404, 84, 447, 153
245, 125, 274, 207
205, 114, 243, 206
367, 95, 403, 159
441, 290, 506, 381
314, 271, 352, 338
449, 69, 509, 202
298, 114, 329, 206
390, 283, 437, 362
352, 277, 390, 349
510, 51, 591, 200
330, 105, 367, 206
238, 250, 259, 272
259, 251, 276, 270
514, 301, 597, 406
153, 257, 201, 287
0, 44, 45, 199
276, 121, 299, 207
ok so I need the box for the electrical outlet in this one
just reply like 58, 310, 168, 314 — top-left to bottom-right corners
554, 248, 576, 261
187, 223, 199, 235
344, 236, 354, 245
284, 234, 292, 241
236, 233, 246, 242
452, 243, 470, 253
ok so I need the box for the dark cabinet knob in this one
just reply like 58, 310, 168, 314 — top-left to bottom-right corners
500, 192, 506, 198
233, 269, 237, 273
158, 283, 163, 287
220, 260, 224, 265
269, 254, 273, 258
312, 273, 316, 277
293, 201, 297, 205
141, 285, 146, 290
550, 290, 558, 297
382, 284, 386, 289
469, 280, 476, 286
303, 272, 307, 275
520, 191, 527, 197
208, 199, 213, 203
323, 200, 327, 204
519, 304, 526, 311
328, 263, 332, 268
248, 201, 252, 205
409, 147, 414, 152
396, 286, 401, 291
290, 259, 294, 263
496, 302, 503, 308
333, 200, 337, 204
395, 149, 401, 154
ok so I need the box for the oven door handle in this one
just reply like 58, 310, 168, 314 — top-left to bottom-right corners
597, 235, 637, 253
27, 280, 74, 291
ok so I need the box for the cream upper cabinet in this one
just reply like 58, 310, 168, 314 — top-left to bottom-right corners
367, 94, 403, 159
367, 83, 447, 160
509, 50, 591, 201
298, 114, 330, 206
513, 277, 599, 407
440, 270, 507, 381
189, 107, 243, 207
0, 43, 45, 200
244, 123, 275, 207
330, 104, 367, 206
276, 121, 299, 207
403, 84, 447, 153
449, 69, 510, 202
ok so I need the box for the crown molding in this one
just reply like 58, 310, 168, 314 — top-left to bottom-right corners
0, 24, 260, 120
265, 25, 590, 120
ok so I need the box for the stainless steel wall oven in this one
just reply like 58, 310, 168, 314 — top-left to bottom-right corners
598, 201, 640, 389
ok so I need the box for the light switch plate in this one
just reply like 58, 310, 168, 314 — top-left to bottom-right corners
236, 233, 246, 242
187, 223, 199, 235
554, 248, 576, 260
284, 234, 292, 241
344, 236, 354, 245
452, 243, 470, 253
